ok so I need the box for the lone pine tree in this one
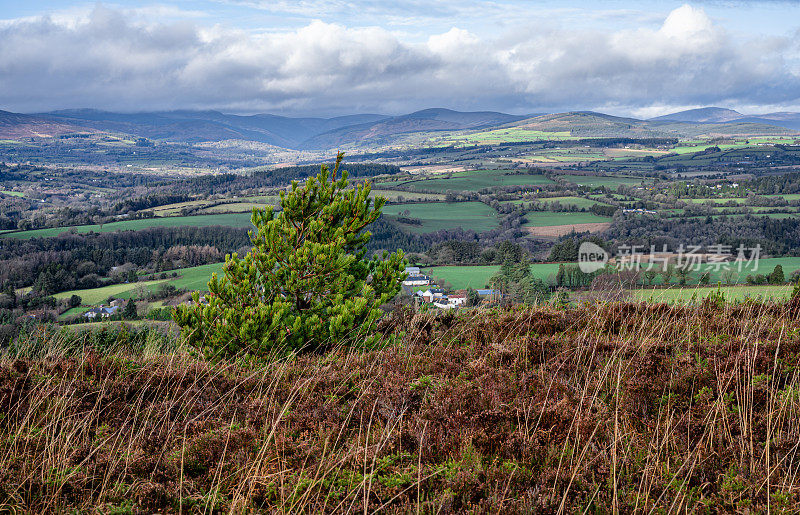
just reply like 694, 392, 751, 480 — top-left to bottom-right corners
174, 153, 406, 360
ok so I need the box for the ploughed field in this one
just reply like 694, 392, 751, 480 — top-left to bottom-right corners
3, 302, 800, 512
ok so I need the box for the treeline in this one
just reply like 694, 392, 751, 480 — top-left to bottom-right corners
113, 194, 192, 213
0, 163, 162, 189
607, 214, 800, 256
0, 226, 251, 291
744, 172, 800, 195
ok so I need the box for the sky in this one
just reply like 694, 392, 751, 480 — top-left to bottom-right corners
0, 1, 799, 117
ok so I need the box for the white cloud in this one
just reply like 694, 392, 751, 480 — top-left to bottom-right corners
0, 4, 798, 115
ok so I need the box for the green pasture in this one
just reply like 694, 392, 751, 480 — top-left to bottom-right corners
535, 196, 610, 209
556, 175, 649, 188
630, 257, 800, 285
53, 279, 170, 306
684, 197, 748, 204
383, 201, 500, 233
168, 262, 226, 291
51, 262, 227, 308
2, 213, 255, 240
1, 190, 24, 197
522, 148, 607, 163
631, 284, 793, 303
670, 143, 750, 155
767, 194, 800, 201
422, 263, 565, 290
370, 189, 446, 202
446, 128, 574, 144
197, 202, 275, 214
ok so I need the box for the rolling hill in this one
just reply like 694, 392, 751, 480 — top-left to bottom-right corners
502, 111, 798, 139
0, 110, 93, 139
38, 109, 389, 148
299, 108, 525, 149
0, 106, 796, 151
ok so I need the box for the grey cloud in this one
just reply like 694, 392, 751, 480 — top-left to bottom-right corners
0, 4, 799, 115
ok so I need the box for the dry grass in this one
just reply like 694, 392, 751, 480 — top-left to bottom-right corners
2, 301, 800, 512
524, 222, 611, 237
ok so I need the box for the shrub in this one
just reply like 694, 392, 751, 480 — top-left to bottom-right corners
174, 153, 406, 360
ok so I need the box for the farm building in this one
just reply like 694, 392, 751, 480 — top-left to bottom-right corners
83, 306, 120, 319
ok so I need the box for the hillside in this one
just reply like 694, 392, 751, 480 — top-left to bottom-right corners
299, 108, 524, 149
651, 107, 745, 123
0, 110, 93, 139
37, 108, 520, 149
2, 302, 800, 512
39, 109, 389, 148
501, 111, 797, 138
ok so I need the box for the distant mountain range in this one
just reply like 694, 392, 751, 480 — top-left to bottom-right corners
650, 107, 800, 131
0, 106, 798, 150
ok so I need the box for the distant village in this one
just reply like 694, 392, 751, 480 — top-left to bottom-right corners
402, 267, 500, 309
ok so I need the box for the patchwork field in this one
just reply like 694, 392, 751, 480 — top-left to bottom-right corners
382, 201, 500, 233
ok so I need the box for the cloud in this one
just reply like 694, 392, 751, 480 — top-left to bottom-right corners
0, 4, 798, 115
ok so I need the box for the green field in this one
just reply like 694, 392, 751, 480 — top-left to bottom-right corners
767, 194, 800, 201
670, 143, 750, 154
631, 257, 800, 285
197, 202, 275, 214
684, 197, 748, 204
167, 262, 225, 291
421, 257, 800, 291
383, 201, 500, 233
2, 213, 255, 239
523, 212, 610, 227
370, 189, 446, 202
423, 263, 565, 289
631, 285, 793, 303
556, 175, 649, 188
1, 190, 24, 197
521, 148, 607, 163
379, 170, 553, 193
53, 279, 170, 305
445, 128, 574, 144
665, 212, 800, 221
51, 263, 227, 308
534, 196, 610, 209
151, 200, 213, 216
